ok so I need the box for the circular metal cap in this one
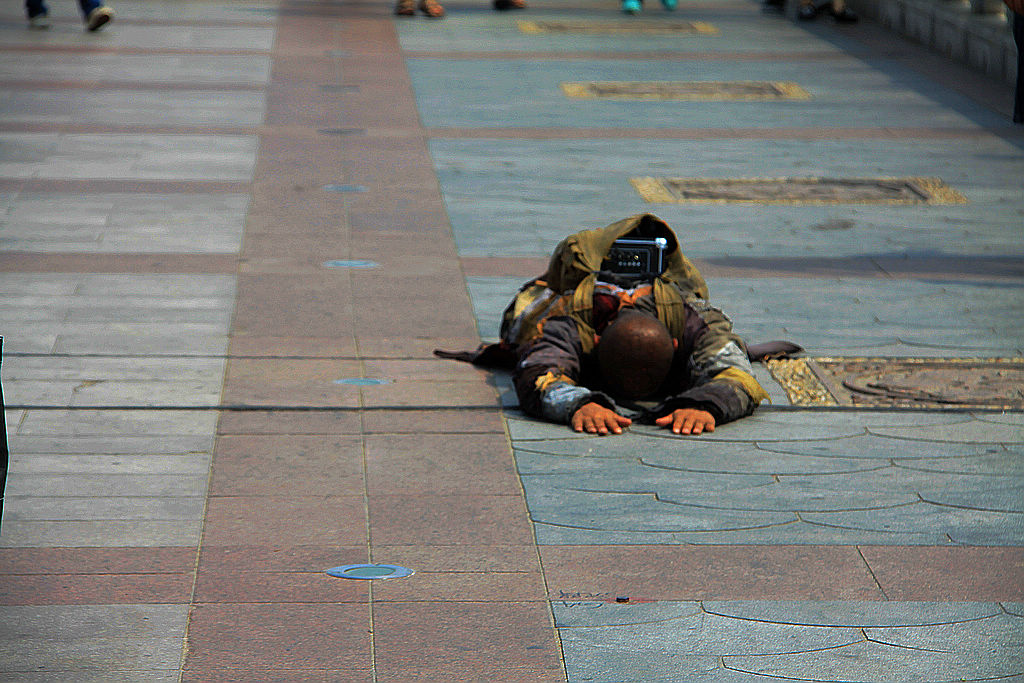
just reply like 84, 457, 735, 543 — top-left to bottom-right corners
325, 564, 414, 580
333, 377, 390, 386
322, 259, 379, 268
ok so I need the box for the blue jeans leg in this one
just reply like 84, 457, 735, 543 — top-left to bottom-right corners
78, 0, 103, 17
25, 0, 49, 18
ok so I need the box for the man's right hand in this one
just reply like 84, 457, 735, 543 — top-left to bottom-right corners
571, 401, 632, 435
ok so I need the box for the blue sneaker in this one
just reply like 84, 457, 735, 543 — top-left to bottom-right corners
661, 0, 677, 9
622, 0, 641, 13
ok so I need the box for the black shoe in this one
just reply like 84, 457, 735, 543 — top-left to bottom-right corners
797, 3, 817, 19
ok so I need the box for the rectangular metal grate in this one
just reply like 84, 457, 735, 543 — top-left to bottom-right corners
560, 81, 810, 101
518, 20, 719, 34
631, 176, 968, 205
766, 357, 1024, 410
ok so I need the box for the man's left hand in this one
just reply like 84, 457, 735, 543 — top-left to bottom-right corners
654, 408, 716, 435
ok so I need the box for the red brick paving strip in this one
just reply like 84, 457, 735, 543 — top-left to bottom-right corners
182, 0, 563, 677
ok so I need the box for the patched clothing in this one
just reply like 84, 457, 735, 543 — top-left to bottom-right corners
502, 214, 769, 426
510, 279, 768, 426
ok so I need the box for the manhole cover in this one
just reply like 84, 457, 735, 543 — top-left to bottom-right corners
561, 81, 810, 101
518, 19, 718, 34
631, 177, 967, 205
326, 564, 414, 579
766, 357, 1024, 409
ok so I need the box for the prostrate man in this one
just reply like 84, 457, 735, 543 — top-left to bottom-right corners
441, 214, 779, 436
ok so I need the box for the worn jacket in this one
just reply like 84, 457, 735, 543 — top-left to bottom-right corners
510, 278, 768, 425
496, 214, 768, 425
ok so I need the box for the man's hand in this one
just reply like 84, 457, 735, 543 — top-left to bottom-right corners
571, 402, 632, 435
654, 408, 716, 436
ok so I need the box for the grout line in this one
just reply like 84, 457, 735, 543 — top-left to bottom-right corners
856, 546, 890, 600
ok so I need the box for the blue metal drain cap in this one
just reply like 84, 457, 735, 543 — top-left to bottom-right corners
322, 184, 367, 193
326, 564, 414, 580
333, 377, 390, 386
322, 259, 379, 269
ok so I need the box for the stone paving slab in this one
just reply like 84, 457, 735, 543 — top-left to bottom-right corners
434, 137, 1024, 260
410, 57, 1006, 129
0, 193, 249, 254
0, 133, 259, 181
0, 53, 273, 85
555, 600, 1024, 682
0, 604, 187, 672
508, 411, 1024, 545
0, 19, 275, 51
1, 0, 1022, 679
0, 90, 267, 128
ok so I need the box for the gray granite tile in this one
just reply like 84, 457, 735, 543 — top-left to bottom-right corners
16, 410, 220, 437
51, 333, 230, 356
6, 356, 226, 383
0, 520, 203, 547
639, 445, 889, 476
3, 495, 205, 521
557, 601, 1021, 682
0, 54, 272, 85
0, 134, 258, 182
0, 90, 267, 128
5, 474, 208, 497
869, 419, 1024, 443
894, 448, 1024, 475
7, 435, 214, 454
525, 485, 797, 533
533, 521, 953, 546
8, 454, 211, 474
802, 501, 1024, 545
702, 601, 1001, 627
723, 639, 1019, 682
0, 672, 180, 683
434, 138, 1024, 263
0, 605, 187, 672
1003, 603, 1024, 617
921, 484, 1024, 513
758, 434, 1005, 460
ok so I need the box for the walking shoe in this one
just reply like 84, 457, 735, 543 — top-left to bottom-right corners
28, 13, 51, 29
394, 0, 416, 15
622, 0, 642, 14
493, 0, 527, 10
86, 6, 113, 31
661, 0, 677, 10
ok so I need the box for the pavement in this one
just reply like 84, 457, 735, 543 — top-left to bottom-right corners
0, 0, 1022, 680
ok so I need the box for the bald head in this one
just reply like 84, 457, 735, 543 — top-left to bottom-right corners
596, 309, 675, 399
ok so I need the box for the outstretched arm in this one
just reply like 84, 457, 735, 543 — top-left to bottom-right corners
652, 298, 768, 430
513, 317, 621, 429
